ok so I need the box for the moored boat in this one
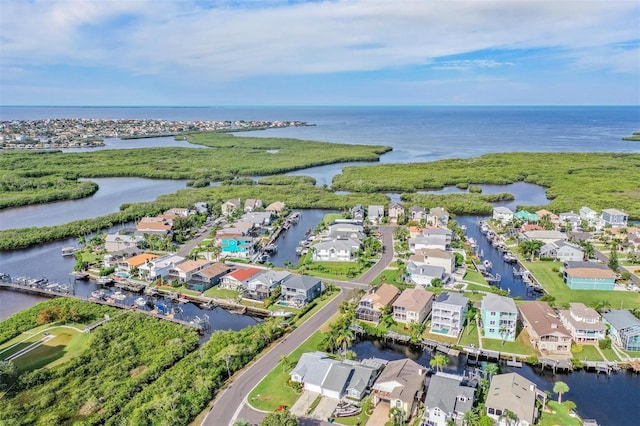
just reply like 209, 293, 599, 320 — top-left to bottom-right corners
61, 246, 77, 256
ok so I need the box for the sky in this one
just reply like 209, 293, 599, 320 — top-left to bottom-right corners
1, 0, 639, 106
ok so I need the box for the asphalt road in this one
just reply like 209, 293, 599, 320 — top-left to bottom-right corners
201, 226, 396, 426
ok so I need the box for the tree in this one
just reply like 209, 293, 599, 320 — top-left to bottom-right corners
0, 360, 18, 390
553, 381, 569, 403
279, 355, 290, 373
579, 240, 595, 260
499, 325, 508, 346
430, 353, 449, 373
234, 420, 252, 426
608, 242, 619, 271
389, 406, 405, 426
462, 409, 480, 426
335, 328, 355, 356
465, 309, 476, 335
261, 410, 298, 426
483, 363, 499, 382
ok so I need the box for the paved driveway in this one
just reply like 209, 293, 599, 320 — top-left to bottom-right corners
366, 401, 390, 426
291, 390, 320, 417
311, 397, 337, 421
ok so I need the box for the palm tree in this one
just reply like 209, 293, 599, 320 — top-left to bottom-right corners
279, 355, 289, 373
234, 420, 251, 426
465, 308, 476, 335
499, 325, 508, 346
430, 353, 449, 373
462, 409, 480, 426
389, 406, 405, 426
484, 363, 499, 382
335, 328, 355, 356
553, 381, 569, 403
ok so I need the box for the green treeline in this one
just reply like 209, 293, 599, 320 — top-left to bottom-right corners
333, 152, 640, 218
0, 301, 284, 426
0, 175, 98, 209
401, 192, 514, 215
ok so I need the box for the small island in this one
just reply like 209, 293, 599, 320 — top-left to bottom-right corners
622, 131, 640, 141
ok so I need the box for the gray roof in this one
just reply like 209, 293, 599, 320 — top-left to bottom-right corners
314, 239, 361, 252
422, 228, 453, 236
407, 262, 445, 278
252, 270, 291, 286
486, 373, 538, 425
493, 207, 514, 214
482, 293, 517, 314
565, 261, 609, 270
434, 292, 469, 308
291, 352, 337, 388
346, 365, 378, 395
283, 274, 322, 291
424, 373, 475, 415
602, 310, 640, 331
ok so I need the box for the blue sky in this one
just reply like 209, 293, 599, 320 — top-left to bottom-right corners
1, 0, 639, 106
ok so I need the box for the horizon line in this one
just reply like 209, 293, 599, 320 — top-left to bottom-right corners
2, 104, 638, 108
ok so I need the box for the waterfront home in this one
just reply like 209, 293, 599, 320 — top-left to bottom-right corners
137, 254, 185, 281
392, 288, 434, 324
520, 224, 545, 233
238, 211, 272, 226
559, 211, 581, 232
485, 373, 545, 426
518, 301, 572, 355
422, 227, 454, 244
167, 259, 211, 283
135, 216, 173, 237
388, 202, 405, 224
290, 352, 381, 400
244, 198, 263, 212
579, 206, 603, 230
601, 310, 640, 351
215, 227, 247, 238
408, 205, 427, 222
221, 198, 241, 216
427, 207, 450, 227
188, 262, 231, 291
539, 240, 584, 262
281, 275, 323, 307
558, 303, 607, 344
119, 252, 159, 273
422, 372, 476, 426
406, 261, 446, 287
431, 292, 469, 337
356, 284, 401, 323
372, 358, 425, 422
220, 236, 255, 258
480, 293, 518, 342
368, 205, 385, 225
327, 223, 366, 240
312, 239, 361, 262
350, 204, 365, 223
105, 234, 143, 253
410, 248, 455, 274
409, 235, 449, 252
193, 201, 208, 214
536, 209, 559, 225
600, 208, 628, 228
521, 230, 567, 245
492, 206, 514, 224
219, 267, 263, 291
563, 262, 616, 291
243, 269, 291, 300
515, 210, 538, 223
165, 207, 192, 217
265, 201, 286, 214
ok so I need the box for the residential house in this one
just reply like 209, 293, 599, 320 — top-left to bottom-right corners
601, 208, 628, 228
558, 303, 607, 344
514, 210, 538, 223
536, 209, 559, 225
312, 239, 361, 262
485, 373, 545, 426
188, 262, 231, 292
559, 211, 581, 232
135, 216, 173, 237
601, 310, 640, 351
408, 205, 427, 222
193, 202, 209, 214
220, 236, 255, 258
493, 206, 514, 224
563, 262, 616, 291
409, 235, 449, 252
368, 205, 385, 225
165, 207, 191, 217
539, 241, 584, 262
521, 224, 545, 233
388, 202, 405, 224
266, 201, 286, 214
392, 288, 434, 324
350, 204, 365, 223
238, 212, 272, 227
244, 270, 291, 300
422, 372, 476, 426
481, 293, 518, 342
137, 254, 185, 281
244, 198, 263, 212
281, 275, 323, 307
410, 248, 455, 275
518, 301, 572, 355
168, 259, 211, 283
422, 228, 454, 245
579, 206, 603, 230
406, 261, 446, 287
219, 267, 264, 290
372, 358, 426, 421
291, 352, 381, 400
356, 284, 401, 323
105, 234, 143, 253
119, 253, 158, 273
221, 198, 241, 216
327, 223, 366, 240
427, 207, 449, 227
431, 292, 469, 337
521, 230, 567, 245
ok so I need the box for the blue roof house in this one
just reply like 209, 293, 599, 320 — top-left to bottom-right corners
481, 293, 518, 342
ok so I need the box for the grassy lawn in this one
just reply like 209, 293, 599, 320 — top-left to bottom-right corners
290, 290, 340, 327
523, 261, 640, 309
458, 323, 480, 347
571, 344, 604, 361
423, 328, 458, 345
601, 348, 620, 361
481, 329, 537, 356
304, 261, 364, 280
248, 332, 326, 411
156, 284, 201, 297
371, 269, 405, 286
540, 401, 582, 426
203, 286, 241, 299
463, 270, 488, 285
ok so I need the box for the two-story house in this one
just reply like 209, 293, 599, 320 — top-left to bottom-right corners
602, 310, 640, 352
388, 202, 405, 224
167, 259, 211, 283
485, 373, 546, 426
601, 208, 628, 228
244, 270, 291, 300
427, 207, 450, 227
481, 293, 518, 342
410, 248, 455, 275
281, 275, 323, 307
408, 205, 427, 222
137, 254, 185, 281
518, 301, 572, 355
558, 303, 607, 344
430, 292, 469, 337
356, 284, 401, 323
392, 288, 434, 324
368, 205, 385, 225
422, 372, 476, 426
372, 358, 426, 422
188, 262, 231, 292
492, 206, 514, 224
219, 267, 263, 290
221, 198, 241, 216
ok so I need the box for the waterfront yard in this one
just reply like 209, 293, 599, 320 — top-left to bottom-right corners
571, 344, 605, 362
481, 328, 537, 357
540, 401, 582, 426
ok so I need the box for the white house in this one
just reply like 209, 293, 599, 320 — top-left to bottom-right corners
410, 248, 455, 274
368, 205, 385, 224
138, 254, 186, 281
493, 206, 514, 224
539, 240, 584, 262
406, 261, 446, 287
312, 239, 361, 261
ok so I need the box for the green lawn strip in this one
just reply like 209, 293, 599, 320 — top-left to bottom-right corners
304, 261, 364, 281
423, 329, 458, 345
571, 344, 604, 361
290, 291, 339, 326
156, 284, 201, 297
12, 328, 85, 372
601, 348, 620, 361
458, 323, 480, 347
370, 269, 405, 286
248, 332, 325, 411
523, 261, 640, 309
0, 323, 87, 359
203, 286, 241, 299
463, 270, 488, 285
481, 329, 537, 356
334, 407, 371, 426
540, 401, 582, 426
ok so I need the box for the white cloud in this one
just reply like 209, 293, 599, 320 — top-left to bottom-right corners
1, 0, 638, 81
432, 60, 515, 71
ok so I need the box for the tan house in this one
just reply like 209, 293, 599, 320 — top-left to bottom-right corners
221, 198, 241, 216
518, 301, 572, 355
135, 216, 173, 237
388, 202, 405, 224
356, 284, 401, 323
426, 207, 449, 227
372, 358, 426, 421
392, 288, 434, 324
266, 201, 286, 214
410, 248, 455, 274
485, 373, 546, 426
119, 253, 158, 272
558, 303, 607, 344
244, 198, 263, 212
168, 259, 211, 283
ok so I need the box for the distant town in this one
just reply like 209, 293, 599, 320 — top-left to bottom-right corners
0, 118, 312, 149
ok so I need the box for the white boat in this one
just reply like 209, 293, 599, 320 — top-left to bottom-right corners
483, 259, 493, 270
91, 289, 105, 299
134, 297, 147, 307
61, 246, 77, 256
271, 309, 293, 318
112, 291, 126, 301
